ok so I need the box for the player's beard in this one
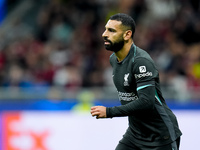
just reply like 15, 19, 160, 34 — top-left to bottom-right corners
104, 37, 124, 52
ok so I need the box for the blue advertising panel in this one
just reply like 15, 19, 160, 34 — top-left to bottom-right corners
0, 0, 6, 24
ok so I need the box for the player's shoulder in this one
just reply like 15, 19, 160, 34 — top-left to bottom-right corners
134, 46, 154, 64
132, 46, 158, 72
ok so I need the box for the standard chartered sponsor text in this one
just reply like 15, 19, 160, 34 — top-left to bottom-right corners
118, 91, 138, 101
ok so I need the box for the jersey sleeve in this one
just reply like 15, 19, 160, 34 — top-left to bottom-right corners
132, 57, 158, 91
106, 85, 156, 117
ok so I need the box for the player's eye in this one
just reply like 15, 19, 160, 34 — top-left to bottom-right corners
108, 28, 115, 32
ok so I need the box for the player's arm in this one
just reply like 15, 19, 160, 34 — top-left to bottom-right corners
90, 84, 155, 118
106, 83, 155, 118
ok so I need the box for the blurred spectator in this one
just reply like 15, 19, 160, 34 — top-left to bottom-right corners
72, 90, 95, 114
53, 63, 82, 89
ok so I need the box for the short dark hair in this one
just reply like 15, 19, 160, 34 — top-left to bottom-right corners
109, 13, 136, 38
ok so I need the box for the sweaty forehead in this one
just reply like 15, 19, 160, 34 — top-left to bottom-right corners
105, 20, 122, 30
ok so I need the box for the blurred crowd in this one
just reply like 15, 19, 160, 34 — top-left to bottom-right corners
0, 0, 200, 101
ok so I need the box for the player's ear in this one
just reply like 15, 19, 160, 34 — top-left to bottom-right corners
123, 30, 132, 40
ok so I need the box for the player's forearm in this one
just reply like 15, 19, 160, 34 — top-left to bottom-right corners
106, 86, 155, 118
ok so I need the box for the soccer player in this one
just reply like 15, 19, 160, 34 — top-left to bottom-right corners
90, 13, 182, 150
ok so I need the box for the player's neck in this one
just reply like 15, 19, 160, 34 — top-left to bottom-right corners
115, 40, 133, 62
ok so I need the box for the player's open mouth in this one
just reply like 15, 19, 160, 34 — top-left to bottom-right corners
104, 41, 110, 44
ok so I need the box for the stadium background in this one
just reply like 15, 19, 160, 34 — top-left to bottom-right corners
0, 0, 200, 149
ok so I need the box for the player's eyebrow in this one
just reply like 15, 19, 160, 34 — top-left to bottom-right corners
105, 27, 117, 32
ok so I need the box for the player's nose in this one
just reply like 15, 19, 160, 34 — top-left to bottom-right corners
102, 30, 108, 38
